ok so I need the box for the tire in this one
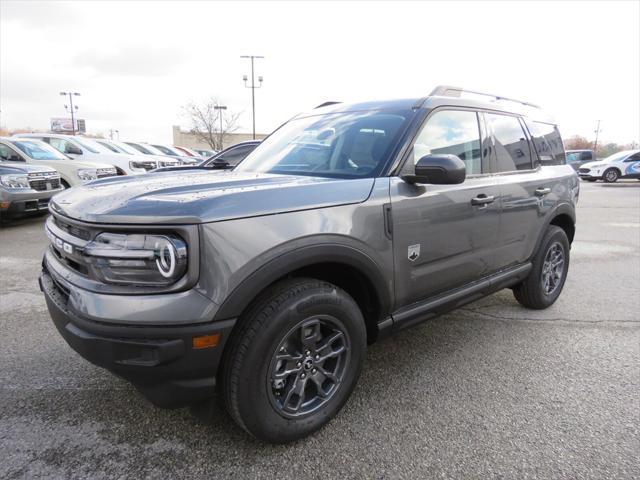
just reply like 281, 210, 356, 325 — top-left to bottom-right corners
513, 225, 570, 309
220, 278, 366, 443
602, 168, 619, 183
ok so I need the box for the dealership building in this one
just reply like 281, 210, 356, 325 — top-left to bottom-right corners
172, 126, 267, 151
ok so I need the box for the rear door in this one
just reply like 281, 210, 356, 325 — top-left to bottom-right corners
390, 108, 501, 308
486, 113, 558, 268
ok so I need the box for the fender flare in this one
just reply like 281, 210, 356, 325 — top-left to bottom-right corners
531, 202, 576, 258
213, 243, 392, 321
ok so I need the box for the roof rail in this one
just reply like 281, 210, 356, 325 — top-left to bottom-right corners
429, 85, 540, 109
315, 101, 341, 109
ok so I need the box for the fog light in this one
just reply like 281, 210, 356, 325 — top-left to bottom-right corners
192, 334, 221, 349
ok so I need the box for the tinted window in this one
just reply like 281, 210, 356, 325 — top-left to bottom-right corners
580, 151, 593, 161
48, 138, 72, 153
486, 113, 532, 171
624, 153, 640, 162
235, 111, 410, 178
525, 120, 565, 166
0, 144, 22, 161
409, 110, 482, 174
218, 145, 254, 166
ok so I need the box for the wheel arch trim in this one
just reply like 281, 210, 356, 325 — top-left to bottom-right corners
213, 243, 393, 322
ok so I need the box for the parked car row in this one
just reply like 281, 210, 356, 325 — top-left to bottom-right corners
0, 132, 260, 220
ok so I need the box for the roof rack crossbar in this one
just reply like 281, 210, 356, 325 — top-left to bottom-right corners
429, 85, 540, 109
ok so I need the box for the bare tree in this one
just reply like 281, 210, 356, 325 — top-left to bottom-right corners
182, 98, 241, 150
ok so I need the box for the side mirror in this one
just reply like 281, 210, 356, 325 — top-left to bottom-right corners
65, 144, 82, 155
402, 154, 466, 185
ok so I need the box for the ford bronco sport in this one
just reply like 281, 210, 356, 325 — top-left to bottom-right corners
40, 86, 578, 443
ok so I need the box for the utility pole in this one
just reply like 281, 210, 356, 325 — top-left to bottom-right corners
60, 92, 80, 135
241, 55, 264, 140
109, 129, 119, 140
593, 119, 602, 154
214, 105, 227, 150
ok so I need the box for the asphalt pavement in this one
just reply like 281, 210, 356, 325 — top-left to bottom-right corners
1, 180, 638, 479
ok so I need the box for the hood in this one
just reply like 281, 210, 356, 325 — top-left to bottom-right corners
581, 160, 608, 169
50, 170, 375, 224
0, 161, 57, 175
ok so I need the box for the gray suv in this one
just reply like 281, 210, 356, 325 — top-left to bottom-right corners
40, 86, 578, 443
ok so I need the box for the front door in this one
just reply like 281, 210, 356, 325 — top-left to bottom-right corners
390, 108, 500, 309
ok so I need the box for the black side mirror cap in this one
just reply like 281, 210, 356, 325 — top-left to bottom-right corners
401, 154, 466, 185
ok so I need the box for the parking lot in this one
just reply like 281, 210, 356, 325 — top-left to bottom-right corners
0, 180, 638, 479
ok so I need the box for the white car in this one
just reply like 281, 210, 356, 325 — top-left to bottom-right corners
124, 141, 198, 165
14, 133, 150, 175
578, 150, 640, 183
0, 137, 117, 188
94, 139, 181, 168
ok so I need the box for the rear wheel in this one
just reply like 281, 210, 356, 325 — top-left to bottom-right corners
513, 225, 570, 309
603, 168, 619, 183
221, 278, 366, 443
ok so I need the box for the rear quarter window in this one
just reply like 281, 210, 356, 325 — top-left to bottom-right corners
525, 120, 565, 166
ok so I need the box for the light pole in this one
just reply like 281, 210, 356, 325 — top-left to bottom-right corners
593, 119, 602, 154
60, 92, 80, 135
109, 129, 119, 140
241, 55, 264, 140
214, 105, 227, 150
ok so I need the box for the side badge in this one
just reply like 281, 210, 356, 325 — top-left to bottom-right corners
408, 244, 420, 262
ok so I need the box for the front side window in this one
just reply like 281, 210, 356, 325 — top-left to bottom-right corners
48, 138, 72, 153
407, 109, 482, 175
12, 140, 69, 160
217, 145, 254, 166
486, 113, 532, 171
0, 143, 22, 161
234, 110, 411, 178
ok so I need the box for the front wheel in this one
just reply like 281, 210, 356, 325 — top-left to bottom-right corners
220, 278, 366, 443
513, 225, 570, 309
603, 168, 619, 183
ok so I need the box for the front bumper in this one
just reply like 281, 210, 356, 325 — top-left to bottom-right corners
40, 257, 236, 408
0, 188, 61, 216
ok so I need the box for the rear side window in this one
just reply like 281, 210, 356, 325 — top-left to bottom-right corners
580, 151, 593, 161
525, 120, 565, 166
485, 113, 533, 171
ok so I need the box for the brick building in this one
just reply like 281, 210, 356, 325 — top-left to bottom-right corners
172, 126, 267, 151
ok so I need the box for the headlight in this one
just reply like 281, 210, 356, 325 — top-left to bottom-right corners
0, 174, 30, 189
84, 232, 187, 286
130, 161, 156, 171
77, 168, 98, 181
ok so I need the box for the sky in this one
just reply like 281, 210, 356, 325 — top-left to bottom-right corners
1, 0, 639, 145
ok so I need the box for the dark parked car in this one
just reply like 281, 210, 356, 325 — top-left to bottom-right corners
150, 140, 260, 173
0, 161, 62, 219
40, 86, 578, 443
565, 149, 596, 171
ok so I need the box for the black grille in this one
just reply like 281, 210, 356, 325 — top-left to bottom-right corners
29, 178, 61, 191
578, 168, 590, 174
54, 216, 92, 241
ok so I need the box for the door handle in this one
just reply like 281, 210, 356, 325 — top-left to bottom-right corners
535, 187, 551, 196
471, 194, 495, 206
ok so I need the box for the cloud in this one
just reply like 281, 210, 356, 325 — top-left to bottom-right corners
71, 44, 186, 77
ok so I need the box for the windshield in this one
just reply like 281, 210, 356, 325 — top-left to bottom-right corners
234, 110, 411, 178
12, 140, 69, 160
74, 138, 107, 154
110, 141, 139, 155
154, 144, 183, 156
96, 140, 122, 153
603, 150, 634, 163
